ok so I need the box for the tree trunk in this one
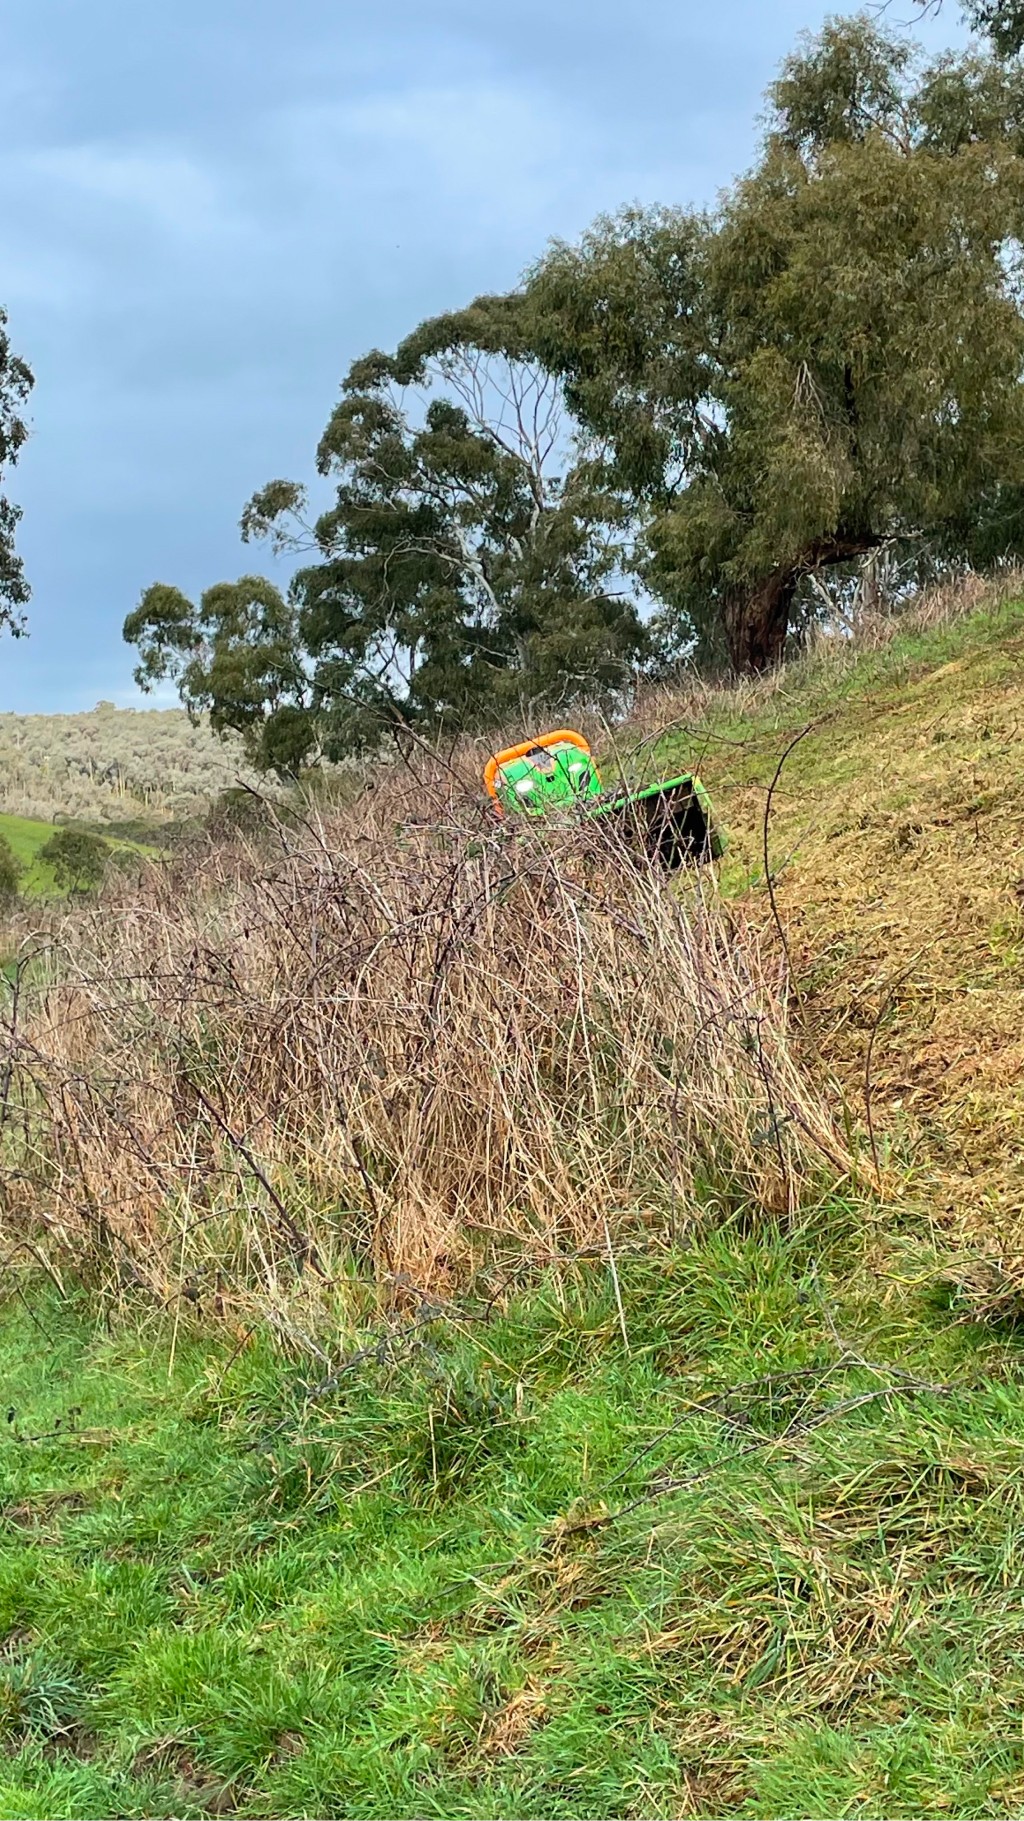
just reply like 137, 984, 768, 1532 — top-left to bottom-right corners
722, 532, 884, 673
722, 570, 797, 673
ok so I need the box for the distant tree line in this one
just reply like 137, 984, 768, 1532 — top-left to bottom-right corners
121, 8, 1024, 771
0, 705, 254, 827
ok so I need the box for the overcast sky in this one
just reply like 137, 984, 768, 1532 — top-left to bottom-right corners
2, 0, 968, 713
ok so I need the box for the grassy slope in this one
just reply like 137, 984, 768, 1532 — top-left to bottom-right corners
3, 1221, 1024, 1821
0, 812, 159, 901
0, 813, 61, 895
652, 594, 1024, 1302
3, 601, 1024, 1818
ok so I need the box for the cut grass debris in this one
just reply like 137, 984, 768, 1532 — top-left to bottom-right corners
643, 588, 1024, 1314
1, 1216, 1024, 1818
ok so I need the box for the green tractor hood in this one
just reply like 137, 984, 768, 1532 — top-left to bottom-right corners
483, 730, 725, 868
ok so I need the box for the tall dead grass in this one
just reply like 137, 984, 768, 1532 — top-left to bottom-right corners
626, 566, 1024, 748
1, 763, 849, 1320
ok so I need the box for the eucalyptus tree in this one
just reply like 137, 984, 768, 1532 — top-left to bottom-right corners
526, 16, 1024, 668
126, 300, 642, 771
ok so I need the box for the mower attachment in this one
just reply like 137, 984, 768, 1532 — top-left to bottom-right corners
588, 773, 724, 868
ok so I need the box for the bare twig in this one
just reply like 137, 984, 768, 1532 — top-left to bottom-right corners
180, 1073, 326, 1277
864, 955, 924, 1188
761, 719, 827, 1013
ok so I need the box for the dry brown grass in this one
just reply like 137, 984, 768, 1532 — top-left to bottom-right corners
10, 571, 1016, 1326
0, 762, 848, 1320
623, 568, 1024, 750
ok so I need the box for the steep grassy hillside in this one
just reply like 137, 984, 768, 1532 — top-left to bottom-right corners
2, 588, 1024, 1818
647, 590, 1024, 1316
0, 812, 158, 900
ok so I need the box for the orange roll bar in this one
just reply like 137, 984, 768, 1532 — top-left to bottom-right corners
483, 728, 592, 811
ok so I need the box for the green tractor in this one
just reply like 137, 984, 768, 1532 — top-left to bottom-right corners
484, 728, 724, 869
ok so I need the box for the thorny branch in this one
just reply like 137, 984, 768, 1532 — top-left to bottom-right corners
761, 718, 829, 1013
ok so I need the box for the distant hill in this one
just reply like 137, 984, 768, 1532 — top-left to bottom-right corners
0, 703, 255, 826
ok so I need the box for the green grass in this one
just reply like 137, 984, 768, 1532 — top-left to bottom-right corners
4, 592, 1024, 1815
651, 591, 1024, 777
2, 1213, 1024, 1818
0, 813, 62, 896
641, 591, 1024, 877
0, 812, 158, 901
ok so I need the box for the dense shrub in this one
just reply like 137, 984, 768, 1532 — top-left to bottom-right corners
0, 835, 19, 910
204, 785, 292, 844
39, 828, 110, 894
2, 757, 848, 1312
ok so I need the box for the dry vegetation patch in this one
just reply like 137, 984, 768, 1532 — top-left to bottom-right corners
2, 777, 847, 1317
5, 575, 1023, 1325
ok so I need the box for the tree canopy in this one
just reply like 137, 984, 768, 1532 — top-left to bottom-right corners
961, 0, 1024, 56
39, 828, 111, 895
126, 309, 643, 773
0, 834, 19, 911
0, 308, 33, 637
126, 13, 1024, 737
525, 17, 1024, 667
